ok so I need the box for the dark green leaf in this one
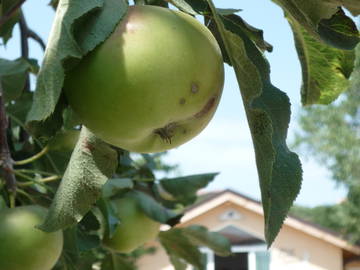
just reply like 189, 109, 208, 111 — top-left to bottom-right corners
79, 210, 101, 231
182, 225, 231, 257
159, 229, 205, 270
169, 0, 208, 15
0, 58, 31, 101
27, 0, 127, 123
158, 173, 217, 205
271, 0, 359, 49
288, 18, 355, 105
97, 198, 120, 238
0, 196, 7, 210
318, 9, 359, 50
216, 8, 241, 16
102, 178, 134, 198
144, 0, 169, 7
47, 129, 80, 152
27, 97, 66, 140
38, 127, 118, 232
168, 255, 187, 270
133, 191, 179, 224
5, 91, 32, 124
209, 14, 273, 54
0, 0, 21, 44
76, 230, 101, 252
206, 0, 302, 246
62, 107, 81, 130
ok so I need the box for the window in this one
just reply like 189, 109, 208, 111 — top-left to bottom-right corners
215, 252, 248, 270
200, 245, 270, 270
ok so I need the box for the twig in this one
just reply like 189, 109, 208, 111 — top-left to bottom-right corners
18, 175, 61, 187
0, 0, 26, 27
0, 82, 17, 193
18, 11, 30, 92
27, 29, 46, 51
14, 145, 49, 165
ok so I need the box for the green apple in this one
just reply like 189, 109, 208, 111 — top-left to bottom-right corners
0, 205, 63, 270
103, 195, 160, 253
64, 5, 224, 153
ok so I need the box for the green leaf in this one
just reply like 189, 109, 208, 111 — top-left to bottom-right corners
38, 126, 118, 232
6, 91, 32, 124
206, 1, 302, 246
0, 58, 31, 102
101, 178, 134, 198
168, 255, 188, 270
318, 9, 359, 50
0, 0, 21, 44
0, 196, 7, 210
79, 210, 101, 231
47, 129, 80, 152
27, 0, 127, 123
97, 198, 120, 238
76, 230, 101, 252
169, 0, 208, 15
289, 18, 355, 105
182, 225, 231, 257
158, 173, 218, 205
216, 8, 241, 16
159, 229, 205, 270
207, 14, 273, 57
271, 0, 359, 50
132, 191, 180, 224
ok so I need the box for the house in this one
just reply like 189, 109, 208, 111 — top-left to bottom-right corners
138, 189, 360, 270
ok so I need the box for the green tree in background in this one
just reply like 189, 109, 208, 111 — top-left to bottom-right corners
292, 45, 360, 243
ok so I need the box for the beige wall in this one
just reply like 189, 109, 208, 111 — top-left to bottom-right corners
138, 201, 344, 270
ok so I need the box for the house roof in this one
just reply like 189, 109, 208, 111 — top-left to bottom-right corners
181, 189, 360, 255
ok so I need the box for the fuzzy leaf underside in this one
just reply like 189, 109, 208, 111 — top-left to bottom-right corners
206, 0, 302, 246
27, 0, 127, 123
289, 19, 355, 105
38, 127, 118, 232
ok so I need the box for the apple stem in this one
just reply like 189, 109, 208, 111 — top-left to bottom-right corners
14, 145, 49, 166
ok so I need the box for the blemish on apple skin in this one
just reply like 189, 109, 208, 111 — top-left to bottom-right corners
179, 98, 186, 105
154, 122, 177, 144
191, 83, 199, 94
194, 95, 217, 118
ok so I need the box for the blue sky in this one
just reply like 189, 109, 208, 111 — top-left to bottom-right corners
0, 0, 349, 206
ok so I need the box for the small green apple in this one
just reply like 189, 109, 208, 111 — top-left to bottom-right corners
64, 5, 224, 153
0, 205, 63, 270
103, 195, 160, 253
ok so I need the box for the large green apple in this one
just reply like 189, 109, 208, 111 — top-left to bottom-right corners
103, 195, 160, 253
64, 5, 224, 153
0, 205, 63, 270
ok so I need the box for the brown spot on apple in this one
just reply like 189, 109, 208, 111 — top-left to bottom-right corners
194, 95, 217, 118
191, 83, 199, 94
179, 98, 186, 105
